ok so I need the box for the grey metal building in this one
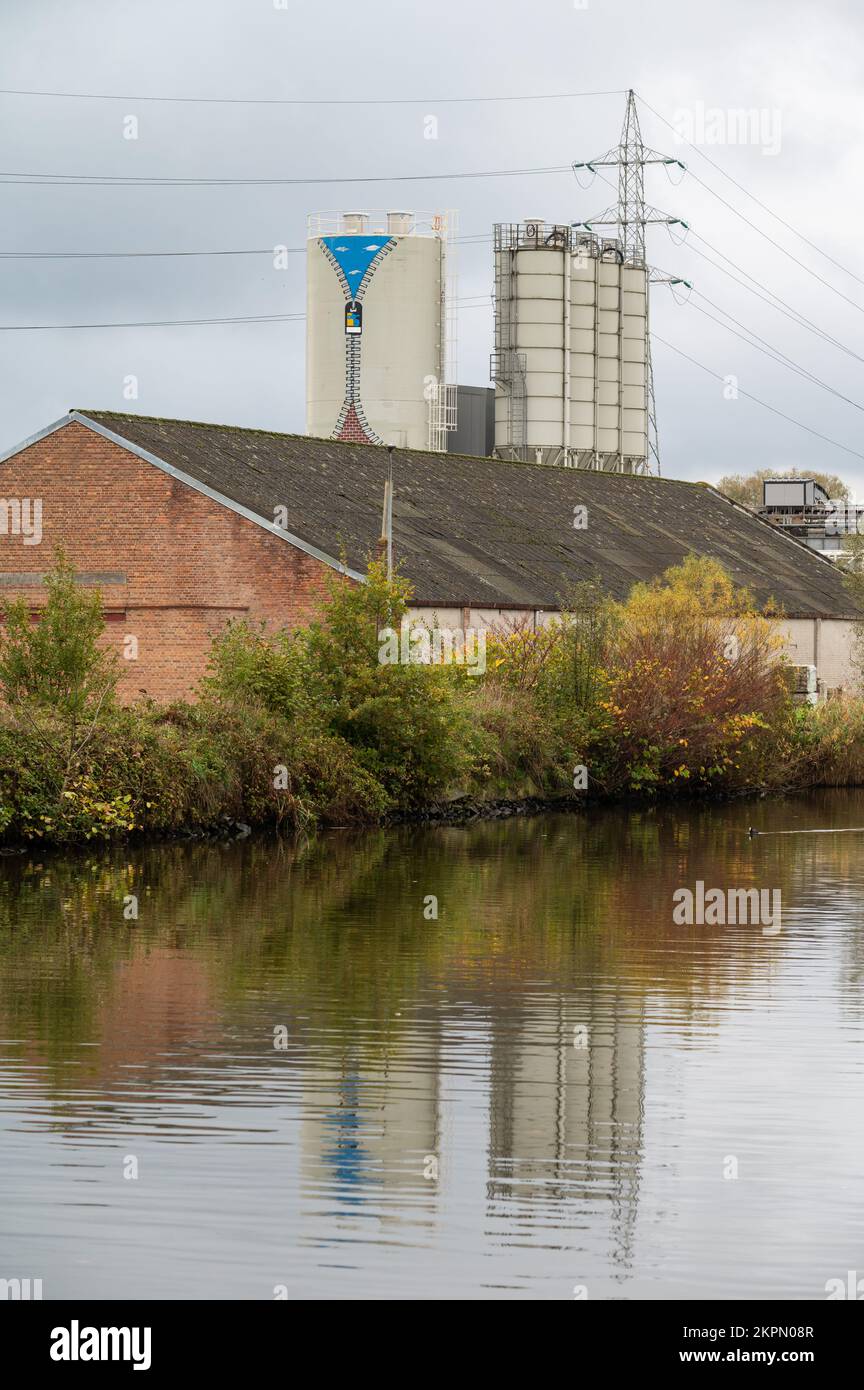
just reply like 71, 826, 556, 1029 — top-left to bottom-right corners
447, 385, 494, 458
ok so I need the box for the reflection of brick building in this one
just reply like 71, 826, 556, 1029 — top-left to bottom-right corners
95, 951, 215, 1083
8, 948, 218, 1113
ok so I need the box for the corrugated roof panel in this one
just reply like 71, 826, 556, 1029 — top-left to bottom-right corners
74, 412, 862, 618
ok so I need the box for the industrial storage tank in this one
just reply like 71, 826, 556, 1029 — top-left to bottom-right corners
306, 210, 456, 451
491, 221, 649, 472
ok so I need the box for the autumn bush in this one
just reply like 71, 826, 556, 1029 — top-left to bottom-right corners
1, 549, 857, 846
479, 556, 794, 800
0, 555, 390, 842
787, 699, 864, 788
477, 582, 617, 795
597, 556, 793, 795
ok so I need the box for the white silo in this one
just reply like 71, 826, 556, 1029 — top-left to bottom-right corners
306, 210, 456, 451
491, 222, 649, 472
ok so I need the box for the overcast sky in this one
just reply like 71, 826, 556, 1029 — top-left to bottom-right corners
2, 0, 863, 488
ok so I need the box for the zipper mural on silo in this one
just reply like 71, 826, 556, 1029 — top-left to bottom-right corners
318, 234, 397, 444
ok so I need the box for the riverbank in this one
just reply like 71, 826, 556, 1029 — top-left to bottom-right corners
1, 694, 860, 850
1, 551, 862, 847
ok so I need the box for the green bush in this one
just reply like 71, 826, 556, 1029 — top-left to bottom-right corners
201, 620, 322, 729
0, 700, 388, 843
1, 551, 861, 847
205, 558, 481, 810
789, 699, 864, 788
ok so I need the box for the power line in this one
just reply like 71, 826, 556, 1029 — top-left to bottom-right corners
681, 233, 864, 366
0, 246, 292, 260
590, 158, 864, 451
5, 86, 858, 463
0, 163, 572, 188
685, 167, 864, 318
652, 332, 864, 462
0, 295, 492, 331
0, 233, 494, 260
637, 93, 864, 293
584, 119, 864, 462
593, 151, 864, 407
0, 312, 305, 330
685, 294, 864, 414
594, 157, 864, 369
633, 96, 864, 316
0, 86, 624, 107
8, 219, 861, 384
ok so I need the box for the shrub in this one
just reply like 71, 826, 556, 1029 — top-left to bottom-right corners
201, 620, 321, 730
0, 550, 119, 782
466, 682, 568, 796
789, 699, 864, 787
602, 556, 792, 794
480, 555, 793, 799
0, 699, 389, 843
205, 558, 481, 810
0, 550, 845, 844
479, 585, 620, 793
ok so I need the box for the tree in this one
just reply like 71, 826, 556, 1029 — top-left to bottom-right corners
0, 550, 118, 777
205, 557, 479, 809
606, 554, 789, 792
716, 468, 850, 510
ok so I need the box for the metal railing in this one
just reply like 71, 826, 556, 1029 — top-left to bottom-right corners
307, 210, 451, 239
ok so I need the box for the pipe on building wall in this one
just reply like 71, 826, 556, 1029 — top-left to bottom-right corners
592, 255, 601, 462
563, 243, 571, 465
617, 259, 625, 461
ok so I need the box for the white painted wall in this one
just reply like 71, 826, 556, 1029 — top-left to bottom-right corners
407, 605, 863, 695
409, 605, 554, 632
776, 617, 861, 693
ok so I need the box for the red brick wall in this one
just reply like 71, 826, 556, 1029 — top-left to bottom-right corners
0, 420, 339, 701
336, 403, 377, 444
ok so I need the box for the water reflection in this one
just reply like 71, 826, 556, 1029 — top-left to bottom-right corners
1, 791, 863, 1298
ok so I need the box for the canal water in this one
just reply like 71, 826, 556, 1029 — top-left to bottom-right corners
1, 790, 863, 1300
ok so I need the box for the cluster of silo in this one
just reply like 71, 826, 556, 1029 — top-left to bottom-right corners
304, 210, 650, 469
305, 210, 456, 452
490, 221, 649, 472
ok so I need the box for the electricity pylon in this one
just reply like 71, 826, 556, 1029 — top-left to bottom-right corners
573, 89, 686, 474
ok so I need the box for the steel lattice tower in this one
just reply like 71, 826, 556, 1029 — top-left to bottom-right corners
573, 90, 686, 474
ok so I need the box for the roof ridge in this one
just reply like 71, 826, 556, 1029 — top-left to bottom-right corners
75, 410, 707, 485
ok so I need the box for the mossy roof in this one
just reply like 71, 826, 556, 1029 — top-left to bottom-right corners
77, 411, 862, 618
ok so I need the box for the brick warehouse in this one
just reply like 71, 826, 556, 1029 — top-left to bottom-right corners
0, 409, 861, 702
0, 414, 338, 701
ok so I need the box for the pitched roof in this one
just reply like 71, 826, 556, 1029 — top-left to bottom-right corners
70, 410, 860, 618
